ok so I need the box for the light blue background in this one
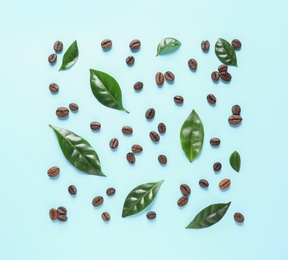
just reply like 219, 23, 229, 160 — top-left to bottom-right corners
1, 0, 287, 259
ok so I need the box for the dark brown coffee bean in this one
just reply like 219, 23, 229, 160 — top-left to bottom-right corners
49, 208, 58, 220
53, 41, 63, 52
207, 94, 216, 105
201, 40, 210, 51
155, 72, 164, 86
219, 178, 231, 190
180, 184, 191, 196
211, 71, 220, 81
231, 39, 242, 50
68, 185, 77, 195
234, 212, 245, 223
158, 154, 167, 165
126, 152, 135, 164
57, 214, 68, 221
101, 212, 111, 221
164, 71, 175, 82
109, 138, 119, 149
56, 107, 69, 118
218, 64, 228, 73
90, 121, 101, 131
129, 39, 141, 51
220, 71, 232, 82
210, 138, 220, 147
106, 187, 116, 196
57, 206, 67, 215
158, 122, 166, 134
199, 179, 209, 188
174, 95, 184, 105
49, 83, 59, 93
177, 196, 189, 207
188, 58, 197, 70
132, 144, 143, 153
232, 105, 241, 115
134, 81, 143, 91
145, 108, 155, 120
48, 53, 57, 63
69, 103, 79, 111
122, 126, 133, 135
101, 39, 112, 49
149, 131, 160, 142
213, 162, 222, 172
228, 115, 242, 125
47, 166, 60, 177
146, 211, 156, 220
92, 196, 104, 207
126, 55, 135, 65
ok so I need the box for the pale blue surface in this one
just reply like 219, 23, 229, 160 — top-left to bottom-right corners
1, 0, 287, 259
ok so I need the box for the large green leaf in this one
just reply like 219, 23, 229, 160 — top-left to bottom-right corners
230, 150, 241, 172
215, 38, 237, 66
180, 109, 204, 162
49, 125, 105, 177
186, 202, 231, 229
156, 37, 181, 56
59, 40, 79, 71
122, 180, 164, 218
90, 69, 129, 113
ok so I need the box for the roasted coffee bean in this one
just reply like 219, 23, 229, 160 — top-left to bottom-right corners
199, 179, 209, 188
174, 95, 184, 105
180, 184, 191, 196
106, 187, 116, 196
92, 196, 104, 207
211, 71, 220, 81
145, 108, 155, 120
47, 166, 60, 177
164, 71, 175, 82
213, 162, 222, 172
69, 103, 79, 111
210, 138, 221, 147
49, 208, 58, 220
149, 131, 160, 142
109, 138, 119, 149
201, 40, 210, 51
68, 185, 77, 195
48, 53, 57, 63
57, 206, 67, 215
134, 81, 143, 91
177, 196, 189, 207
207, 94, 216, 105
122, 126, 133, 135
234, 212, 245, 223
126, 152, 136, 164
155, 72, 164, 86
232, 105, 241, 115
57, 214, 68, 221
56, 107, 69, 118
218, 64, 228, 73
49, 83, 59, 93
53, 41, 63, 52
101, 212, 111, 221
158, 154, 167, 165
219, 178, 231, 190
232, 39, 242, 50
129, 39, 141, 51
188, 58, 197, 70
126, 55, 135, 65
228, 115, 242, 125
101, 39, 112, 49
146, 211, 156, 220
158, 122, 166, 134
220, 71, 232, 82
132, 144, 143, 153
90, 121, 101, 131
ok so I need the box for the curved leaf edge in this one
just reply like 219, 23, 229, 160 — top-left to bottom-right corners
59, 40, 79, 71
215, 38, 238, 67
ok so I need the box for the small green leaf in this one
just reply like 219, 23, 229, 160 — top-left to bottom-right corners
122, 180, 164, 218
90, 69, 129, 113
230, 150, 241, 172
156, 37, 181, 56
59, 40, 79, 71
186, 202, 231, 229
180, 109, 204, 162
215, 38, 237, 66
49, 125, 105, 177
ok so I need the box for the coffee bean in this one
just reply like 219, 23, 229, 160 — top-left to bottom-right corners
129, 39, 141, 51
199, 179, 209, 188
106, 187, 116, 196
90, 121, 101, 131
149, 131, 160, 142
48, 53, 57, 63
232, 105, 241, 115
57, 214, 68, 221
126, 55, 135, 65
213, 162, 222, 172
232, 39, 242, 50
132, 144, 143, 153
158, 122, 166, 134
228, 115, 242, 125
92, 196, 104, 207
155, 72, 164, 86
47, 166, 60, 177
101, 212, 111, 221
56, 107, 69, 118
101, 39, 112, 49
126, 152, 136, 164
218, 64, 228, 73
201, 40, 210, 51
211, 71, 220, 81
220, 71, 232, 82
174, 95, 184, 105
219, 178, 231, 190
234, 212, 245, 223
57, 206, 67, 215
122, 126, 133, 135
145, 108, 155, 120
210, 138, 221, 147
53, 41, 63, 52
180, 184, 191, 196
158, 154, 167, 165
68, 185, 77, 195
207, 94, 216, 105
109, 138, 119, 149
146, 211, 156, 220
177, 196, 189, 207
49, 83, 59, 93
69, 103, 79, 111
164, 71, 175, 82
49, 208, 58, 220
188, 58, 197, 70
134, 81, 143, 91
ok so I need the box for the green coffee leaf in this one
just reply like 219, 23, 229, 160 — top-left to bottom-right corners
215, 38, 237, 66
230, 150, 241, 172
156, 37, 181, 56
59, 40, 79, 71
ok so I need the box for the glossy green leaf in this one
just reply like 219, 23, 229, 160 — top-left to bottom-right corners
49, 125, 105, 177
186, 202, 231, 229
230, 150, 241, 172
122, 180, 164, 218
59, 40, 79, 71
156, 37, 181, 56
180, 109, 204, 162
215, 38, 237, 66
90, 69, 129, 113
